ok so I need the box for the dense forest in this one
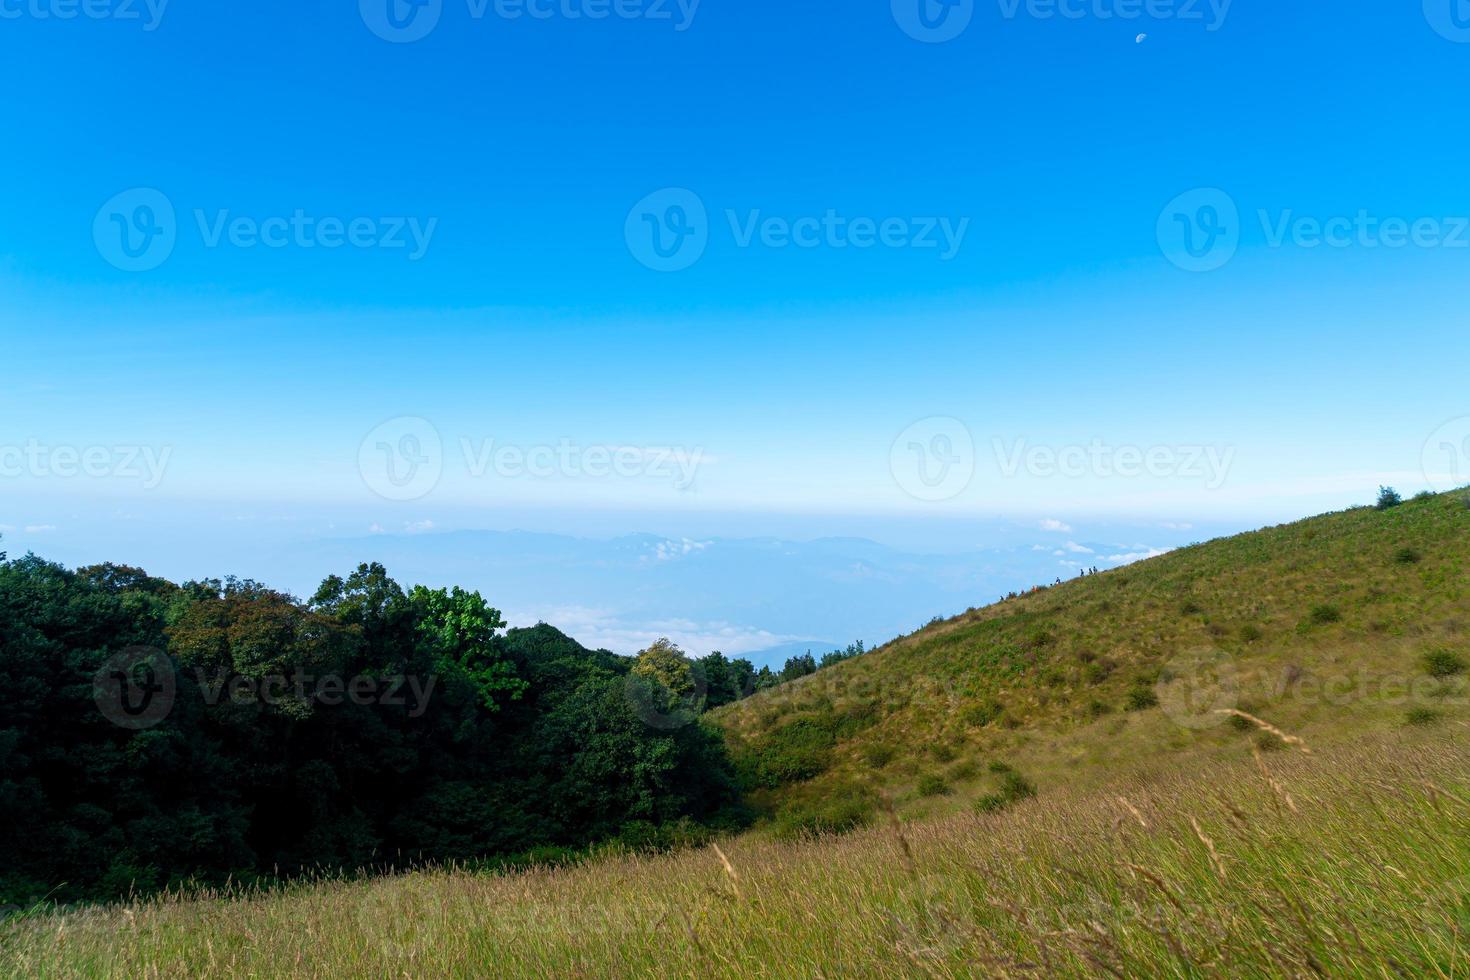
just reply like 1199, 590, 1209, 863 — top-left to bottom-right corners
0, 544, 866, 904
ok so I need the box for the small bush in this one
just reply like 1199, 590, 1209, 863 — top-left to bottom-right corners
861, 743, 897, 769
1239, 624, 1263, 643
1180, 600, 1203, 616
1308, 604, 1342, 625
1228, 713, 1254, 732
771, 795, 875, 840
1393, 547, 1422, 565
947, 760, 979, 781
1083, 659, 1116, 685
960, 700, 1004, 728
1413, 490, 1435, 502
916, 774, 951, 797
1255, 732, 1285, 752
1423, 649, 1467, 679
1086, 699, 1110, 719
1376, 486, 1403, 510
974, 767, 1037, 814
1126, 685, 1159, 711
1406, 707, 1440, 727
928, 741, 957, 764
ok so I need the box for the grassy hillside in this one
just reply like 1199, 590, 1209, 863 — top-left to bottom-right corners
5, 493, 1469, 977
5, 731, 1467, 977
714, 491, 1470, 833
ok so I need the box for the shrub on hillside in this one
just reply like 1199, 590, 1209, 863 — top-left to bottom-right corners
1126, 685, 1159, 711
947, 760, 979, 781
916, 774, 952, 797
960, 699, 1004, 727
740, 717, 837, 788
1255, 732, 1286, 751
974, 764, 1036, 814
1394, 547, 1422, 565
771, 793, 875, 839
1308, 604, 1342, 625
1376, 486, 1403, 510
1422, 649, 1467, 679
928, 740, 958, 763
1239, 624, 1263, 643
861, 743, 897, 769
1406, 707, 1440, 727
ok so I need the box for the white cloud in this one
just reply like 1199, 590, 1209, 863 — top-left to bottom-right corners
368, 523, 385, 534
648, 538, 711, 562
24, 525, 56, 534
1106, 546, 1173, 564
1160, 521, 1193, 531
1038, 519, 1073, 533
1064, 540, 1094, 554
404, 520, 435, 534
505, 603, 797, 657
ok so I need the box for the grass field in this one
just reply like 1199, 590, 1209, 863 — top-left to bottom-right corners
5, 491, 1468, 977
716, 491, 1470, 832
3, 730, 1467, 977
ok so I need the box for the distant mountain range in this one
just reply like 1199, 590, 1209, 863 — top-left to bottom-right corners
242, 527, 1192, 668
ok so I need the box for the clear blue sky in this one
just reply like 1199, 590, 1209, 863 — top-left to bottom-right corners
2, 1, 1468, 568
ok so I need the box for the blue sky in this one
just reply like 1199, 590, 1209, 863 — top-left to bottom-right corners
2, 0, 1469, 596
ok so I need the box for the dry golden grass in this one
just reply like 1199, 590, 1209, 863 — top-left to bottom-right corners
6, 730, 1468, 978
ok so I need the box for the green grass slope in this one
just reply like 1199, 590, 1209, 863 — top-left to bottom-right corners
7, 732, 1466, 977
714, 491, 1470, 833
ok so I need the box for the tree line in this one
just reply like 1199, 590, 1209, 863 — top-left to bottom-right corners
0, 544, 870, 905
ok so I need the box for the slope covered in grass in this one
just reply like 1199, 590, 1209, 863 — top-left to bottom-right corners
713, 491, 1470, 833
4, 732, 1466, 977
